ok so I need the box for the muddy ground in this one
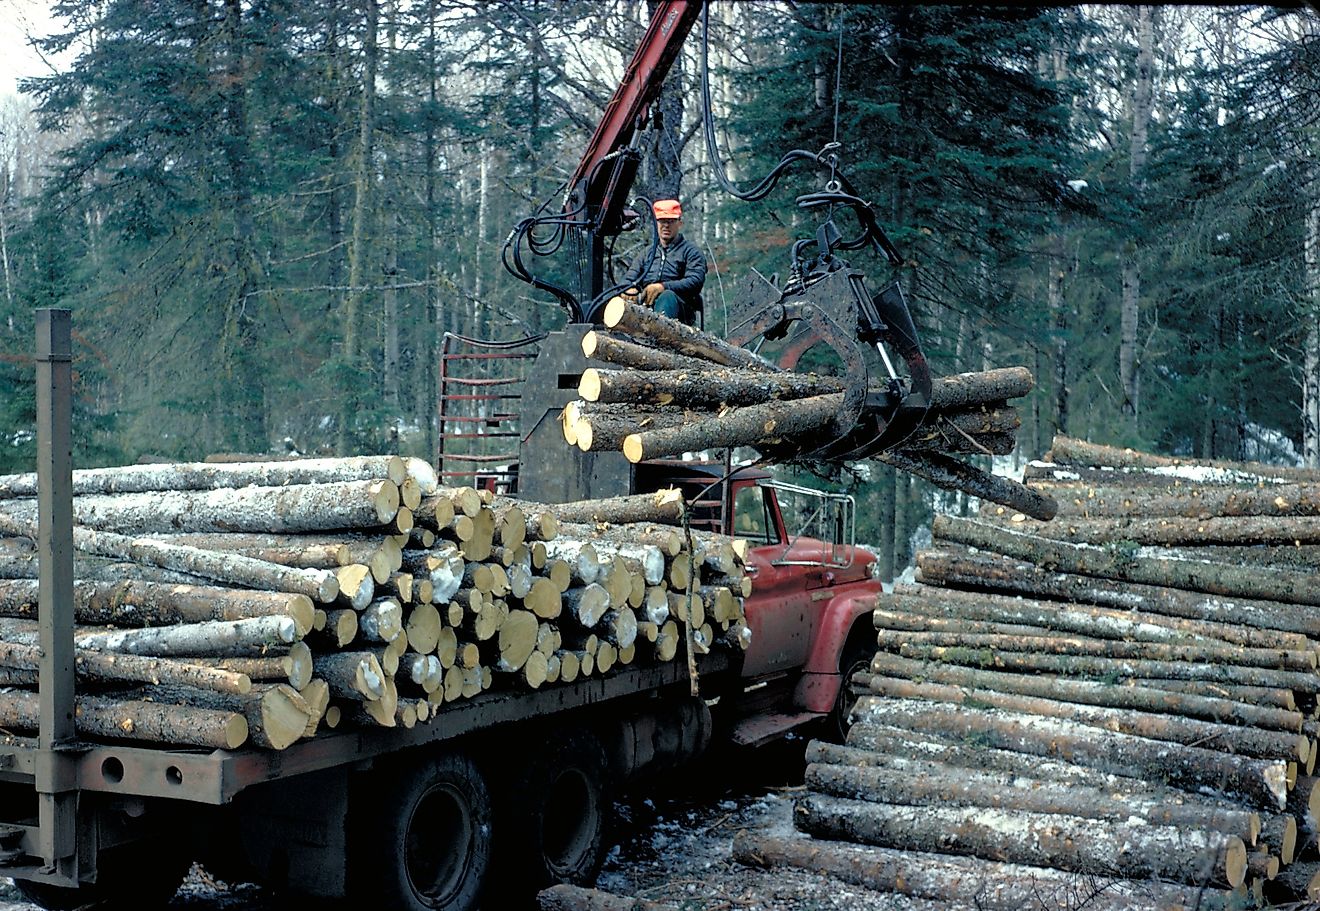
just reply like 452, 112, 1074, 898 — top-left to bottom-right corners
0, 734, 921, 911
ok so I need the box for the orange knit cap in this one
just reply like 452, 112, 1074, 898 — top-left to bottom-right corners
652, 199, 682, 219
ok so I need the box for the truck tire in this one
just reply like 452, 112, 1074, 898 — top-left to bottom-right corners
353, 749, 493, 911
494, 727, 612, 897
15, 840, 190, 910
827, 633, 876, 743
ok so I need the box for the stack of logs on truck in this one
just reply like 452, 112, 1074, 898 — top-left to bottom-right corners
0, 456, 750, 751
733, 435, 1320, 910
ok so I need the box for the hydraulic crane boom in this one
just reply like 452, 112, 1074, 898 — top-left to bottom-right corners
565, 0, 702, 308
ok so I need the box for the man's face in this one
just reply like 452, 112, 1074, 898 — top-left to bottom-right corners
657, 218, 681, 246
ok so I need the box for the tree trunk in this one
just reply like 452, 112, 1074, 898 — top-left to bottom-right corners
795, 793, 1245, 887
1119, 5, 1154, 422
1304, 196, 1320, 468
339, 0, 379, 451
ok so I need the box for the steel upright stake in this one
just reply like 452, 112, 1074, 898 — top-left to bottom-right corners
35, 308, 77, 876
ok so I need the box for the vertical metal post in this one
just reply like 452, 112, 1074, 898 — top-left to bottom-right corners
35, 308, 77, 877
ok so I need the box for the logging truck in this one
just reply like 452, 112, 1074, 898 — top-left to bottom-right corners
2, 2, 893, 907
0, 314, 881, 911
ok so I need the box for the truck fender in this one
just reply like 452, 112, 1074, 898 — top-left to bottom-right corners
793, 587, 879, 714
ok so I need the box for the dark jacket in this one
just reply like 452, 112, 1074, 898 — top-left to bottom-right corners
622, 234, 707, 306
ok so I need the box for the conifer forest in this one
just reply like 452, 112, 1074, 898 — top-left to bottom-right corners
0, 2, 1318, 565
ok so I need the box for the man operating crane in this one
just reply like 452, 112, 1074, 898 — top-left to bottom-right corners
621, 199, 707, 325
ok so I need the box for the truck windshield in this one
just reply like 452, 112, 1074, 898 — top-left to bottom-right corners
732, 485, 777, 544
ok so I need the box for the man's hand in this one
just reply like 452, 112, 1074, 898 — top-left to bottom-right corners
642, 283, 664, 305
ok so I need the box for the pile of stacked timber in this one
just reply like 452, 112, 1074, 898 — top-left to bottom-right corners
564, 299, 1056, 521
0, 456, 749, 752
734, 435, 1320, 909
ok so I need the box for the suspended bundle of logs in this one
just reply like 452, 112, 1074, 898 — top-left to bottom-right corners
563, 301, 1056, 521
734, 436, 1320, 908
0, 456, 750, 752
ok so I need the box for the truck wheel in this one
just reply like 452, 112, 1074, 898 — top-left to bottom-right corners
355, 749, 492, 911
827, 636, 875, 743
15, 840, 190, 910
495, 727, 612, 896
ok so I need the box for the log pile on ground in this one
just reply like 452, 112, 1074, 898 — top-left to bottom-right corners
0, 457, 750, 752
736, 435, 1320, 908
563, 300, 1056, 520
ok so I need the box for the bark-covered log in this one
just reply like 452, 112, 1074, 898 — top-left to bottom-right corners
805, 759, 1260, 842
601, 298, 780, 372
1018, 513, 1320, 545
0, 640, 252, 695
568, 404, 690, 453
1264, 860, 1320, 902
880, 452, 1057, 521
622, 393, 841, 463
884, 586, 1311, 652
0, 578, 315, 632
541, 489, 686, 526
794, 793, 1247, 887
852, 696, 1289, 810
861, 670, 1307, 760
1137, 679, 1297, 712
878, 629, 1316, 671
934, 514, 1320, 605
0, 688, 248, 749
68, 615, 302, 658
1045, 482, 1320, 520
809, 738, 1261, 836
580, 366, 845, 408
732, 831, 1237, 911
1, 479, 400, 535
1048, 435, 1320, 483
867, 645, 1307, 732
914, 548, 1320, 638
0, 455, 408, 499
892, 643, 1320, 692
581, 329, 712, 372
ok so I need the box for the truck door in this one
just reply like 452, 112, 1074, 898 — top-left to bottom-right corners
733, 480, 815, 677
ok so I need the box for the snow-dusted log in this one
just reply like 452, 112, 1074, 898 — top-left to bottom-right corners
74, 615, 301, 658
732, 831, 1240, 911
0, 455, 407, 499
3, 479, 400, 534
0, 578, 315, 632
0, 640, 252, 695
794, 794, 1247, 888
602, 298, 780, 372
852, 696, 1289, 811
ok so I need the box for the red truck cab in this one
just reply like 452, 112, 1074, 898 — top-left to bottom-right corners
635, 462, 882, 744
